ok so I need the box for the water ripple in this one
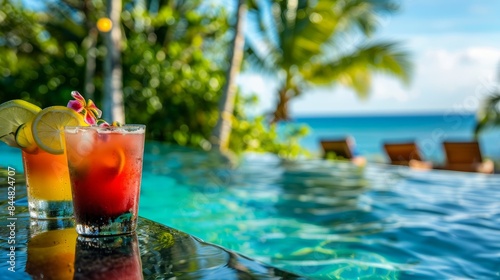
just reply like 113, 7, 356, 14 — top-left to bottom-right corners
140, 145, 500, 279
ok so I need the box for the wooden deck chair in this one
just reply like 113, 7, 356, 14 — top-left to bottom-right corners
383, 142, 423, 166
320, 138, 353, 160
442, 141, 491, 173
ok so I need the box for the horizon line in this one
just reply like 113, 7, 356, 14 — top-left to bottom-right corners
292, 110, 477, 118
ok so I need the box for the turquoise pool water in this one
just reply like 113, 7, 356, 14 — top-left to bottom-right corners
2, 143, 499, 279
139, 143, 500, 279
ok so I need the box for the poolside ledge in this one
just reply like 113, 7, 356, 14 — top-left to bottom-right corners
0, 187, 305, 279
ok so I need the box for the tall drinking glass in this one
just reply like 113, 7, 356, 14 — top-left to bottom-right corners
64, 125, 145, 236
22, 149, 74, 219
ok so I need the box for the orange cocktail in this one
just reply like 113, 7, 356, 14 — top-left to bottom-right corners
64, 125, 145, 236
1, 93, 101, 219
22, 149, 73, 218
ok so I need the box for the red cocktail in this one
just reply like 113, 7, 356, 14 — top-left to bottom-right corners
64, 125, 145, 235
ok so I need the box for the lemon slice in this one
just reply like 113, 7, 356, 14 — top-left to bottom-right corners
32, 106, 87, 154
0, 100, 41, 148
101, 147, 126, 176
15, 120, 38, 153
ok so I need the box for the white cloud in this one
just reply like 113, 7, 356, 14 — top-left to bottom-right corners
469, 4, 492, 16
287, 37, 500, 116
416, 46, 500, 97
370, 76, 416, 102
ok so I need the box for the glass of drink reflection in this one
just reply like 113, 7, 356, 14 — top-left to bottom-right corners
26, 220, 77, 279
73, 234, 143, 279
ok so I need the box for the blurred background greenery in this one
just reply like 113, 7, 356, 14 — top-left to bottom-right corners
0, 0, 306, 156
0, 0, 416, 158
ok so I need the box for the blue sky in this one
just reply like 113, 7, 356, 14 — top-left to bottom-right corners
239, 0, 500, 116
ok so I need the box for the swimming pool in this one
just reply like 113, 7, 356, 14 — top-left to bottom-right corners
139, 143, 500, 279
2, 142, 499, 279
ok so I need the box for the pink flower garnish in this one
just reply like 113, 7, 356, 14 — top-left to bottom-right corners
67, 91, 102, 125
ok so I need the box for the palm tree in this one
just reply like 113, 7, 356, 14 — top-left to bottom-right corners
211, 0, 248, 151
246, 0, 412, 123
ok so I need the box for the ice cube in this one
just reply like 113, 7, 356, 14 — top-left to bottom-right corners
76, 129, 98, 156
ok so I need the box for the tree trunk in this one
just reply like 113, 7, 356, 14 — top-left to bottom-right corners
83, 0, 97, 101
210, 0, 247, 151
271, 71, 295, 124
271, 87, 291, 124
103, 0, 125, 123
83, 28, 97, 100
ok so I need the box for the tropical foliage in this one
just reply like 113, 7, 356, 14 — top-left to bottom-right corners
475, 91, 500, 137
0, 0, 87, 107
0, 0, 414, 158
0, 0, 309, 158
229, 94, 310, 156
245, 0, 413, 122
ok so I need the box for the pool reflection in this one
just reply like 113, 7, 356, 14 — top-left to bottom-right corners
25, 220, 144, 280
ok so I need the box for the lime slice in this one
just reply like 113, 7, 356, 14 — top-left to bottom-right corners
15, 120, 38, 153
32, 106, 87, 154
0, 100, 41, 148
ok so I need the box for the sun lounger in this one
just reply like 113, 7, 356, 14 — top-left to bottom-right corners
320, 137, 367, 166
442, 141, 494, 173
383, 142, 424, 166
320, 138, 353, 160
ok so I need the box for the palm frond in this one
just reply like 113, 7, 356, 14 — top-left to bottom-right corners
246, 0, 282, 67
303, 41, 412, 97
247, 0, 401, 71
284, 1, 339, 66
475, 91, 500, 136
334, 0, 399, 36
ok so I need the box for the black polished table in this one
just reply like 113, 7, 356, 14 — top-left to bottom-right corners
0, 180, 305, 279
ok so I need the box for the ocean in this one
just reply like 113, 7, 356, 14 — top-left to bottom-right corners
292, 112, 500, 163
2, 113, 499, 168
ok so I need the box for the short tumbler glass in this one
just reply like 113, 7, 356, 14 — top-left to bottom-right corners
64, 125, 145, 236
